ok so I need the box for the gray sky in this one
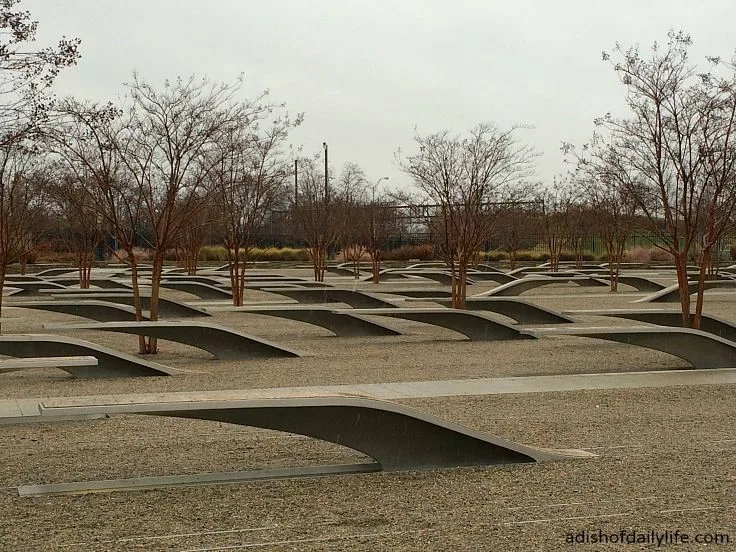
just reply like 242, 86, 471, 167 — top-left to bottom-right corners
25, 0, 736, 193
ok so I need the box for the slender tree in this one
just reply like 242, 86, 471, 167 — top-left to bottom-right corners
569, 32, 736, 327
400, 123, 537, 307
209, 110, 299, 305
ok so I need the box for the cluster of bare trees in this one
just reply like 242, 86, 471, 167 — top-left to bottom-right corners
567, 31, 736, 328
40, 77, 303, 352
293, 158, 400, 283
2, 2, 735, 343
0, 0, 80, 331
399, 123, 538, 307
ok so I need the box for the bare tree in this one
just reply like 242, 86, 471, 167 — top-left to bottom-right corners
0, 0, 80, 148
570, 32, 736, 327
359, 187, 400, 283
294, 155, 348, 282
336, 162, 369, 279
46, 169, 107, 288
0, 0, 80, 329
47, 98, 152, 353
495, 202, 541, 270
399, 123, 537, 307
566, 149, 637, 291
537, 180, 575, 272
0, 141, 47, 331
174, 197, 214, 276
116, 74, 250, 352
209, 111, 299, 305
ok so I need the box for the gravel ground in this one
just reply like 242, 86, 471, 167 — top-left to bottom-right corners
1, 269, 735, 551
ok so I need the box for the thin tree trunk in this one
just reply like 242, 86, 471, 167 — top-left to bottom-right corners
674, 253, 691, 328
458, 261, 467, 309
0, 264, 5, 336
146, 251, 165, 354
693, 246, 711, 330
127, 250, 148, 354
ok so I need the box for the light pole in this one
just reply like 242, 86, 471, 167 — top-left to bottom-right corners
374, 176, 389, 201
323, 142, 328, 203
372, 176, 390, 242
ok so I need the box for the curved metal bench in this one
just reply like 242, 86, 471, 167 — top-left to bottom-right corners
464, 272, 517, 284
379, 289, 454, 299
44, 321, 301, 360
32, 268, 78, 278
405, 271, 475, 285
48, 293, 211, 318
152, 275, 230, 286
474, 276, 607, 297
522, 326, 736, 369
589, 275, 665, 293
44, 278, 131, 289
0, 356, 98, 374
5, 275, 45, 282
222, 306, 402, 337
412, 297, 574, 324
365, 269, 414, 282
571, 309, 736, 343
37, 396, 587, 478
0, 334, 175, 377
7, 281, 68, 296
636, 280, 736, 302
261, 288, 398, 309
7, 301, 150, 322
159, 281, 234, 300
474, 264, 507, 273
338, 308, 535, 341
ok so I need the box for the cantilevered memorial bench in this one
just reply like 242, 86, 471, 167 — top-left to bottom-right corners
405, 262, 448, 269
521, 326, 736, 369
379, 289, 454, 299
47, 292, 211, 318
159, 281, 234, 300
635, 280, 736, 303
336, 308, 535, 341
153, 275, 230, 286
32, 268, 77, 278
463, 272, 517, 284
374, 270, 478, 286
565, 309, 736, 343
409, 297, 574, 325
0, 334, 175, 377
44, 321, 301, 360
6, 281, 68, 296
405, 271, 475, 285
587, 275, 666, 293
474, 276, 608, 297
0, 356, 98, 375
23, 396, 591, 494
5, 275, 45, 282
7, 301, 150, 322
216, 305, 402, 337
364, 269, 416, 283
44, 278, 132, 290
260, 288, 399, 309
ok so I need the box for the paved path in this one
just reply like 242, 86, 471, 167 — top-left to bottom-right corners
3, 367, 736, 423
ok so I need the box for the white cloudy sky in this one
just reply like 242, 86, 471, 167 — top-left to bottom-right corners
26, 0, 736, 192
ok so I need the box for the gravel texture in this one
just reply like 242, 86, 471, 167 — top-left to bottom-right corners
0, 269, 735, 551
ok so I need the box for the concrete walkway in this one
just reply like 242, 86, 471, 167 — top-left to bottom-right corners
2, 367, 736, 423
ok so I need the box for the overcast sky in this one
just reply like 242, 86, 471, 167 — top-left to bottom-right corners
25, 0, 736, 193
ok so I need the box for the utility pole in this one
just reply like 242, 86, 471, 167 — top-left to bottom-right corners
323, 142, 328, 203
